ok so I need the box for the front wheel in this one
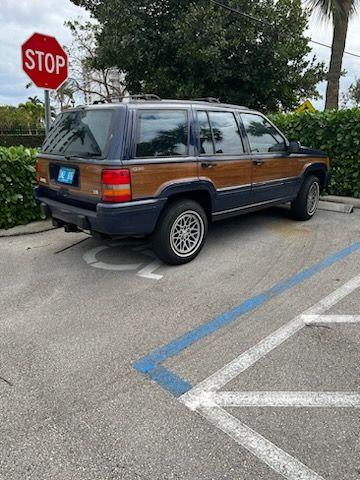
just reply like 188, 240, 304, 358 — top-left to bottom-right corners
152, 199, 208, 265
291, 175, 320, 221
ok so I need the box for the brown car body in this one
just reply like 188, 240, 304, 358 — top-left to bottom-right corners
35, 99, 330, 264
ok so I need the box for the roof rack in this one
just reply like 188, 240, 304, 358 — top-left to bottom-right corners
123, 94, 161, 102
92, 94, 162, 105
192, 97, 221, 103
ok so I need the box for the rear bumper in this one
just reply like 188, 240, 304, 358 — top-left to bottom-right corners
35, 188, 166, 236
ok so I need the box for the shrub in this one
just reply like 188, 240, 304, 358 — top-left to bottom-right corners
0, 146, 41, 229
269, 109, 360, 198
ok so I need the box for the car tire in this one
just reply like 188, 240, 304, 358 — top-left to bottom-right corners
152, 199, 208, 265
291, 175, 321, 221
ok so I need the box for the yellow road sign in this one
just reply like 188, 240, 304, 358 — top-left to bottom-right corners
295, 100, 316, 113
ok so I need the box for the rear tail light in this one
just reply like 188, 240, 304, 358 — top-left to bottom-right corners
102, 169, 132, 203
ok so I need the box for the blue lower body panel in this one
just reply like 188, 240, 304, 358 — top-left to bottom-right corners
35, 188, 166, 236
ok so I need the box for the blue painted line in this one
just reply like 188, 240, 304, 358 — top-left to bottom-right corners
134, 241, 360, 396
147, 365, 192, 397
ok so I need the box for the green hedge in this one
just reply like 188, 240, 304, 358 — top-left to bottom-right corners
269, 109, 360, 198
0, 146, 42, 229
0, 134, 45, 148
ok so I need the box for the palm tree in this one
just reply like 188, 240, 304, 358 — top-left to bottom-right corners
18, 97, 46, 134
306, 0, 359, 110
52, 80, 76, 111
28, 96, 43, 106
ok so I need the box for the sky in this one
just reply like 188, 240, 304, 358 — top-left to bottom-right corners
1, 0, 360, 110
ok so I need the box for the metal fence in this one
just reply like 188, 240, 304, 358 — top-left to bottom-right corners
0, 128, 46, 135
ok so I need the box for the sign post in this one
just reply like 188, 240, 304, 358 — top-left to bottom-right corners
21, 32, 68, 135
44, 90, 51, 135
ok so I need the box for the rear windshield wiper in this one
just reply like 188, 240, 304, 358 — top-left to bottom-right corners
88, 152, 102, 157
64, 152, 102, 160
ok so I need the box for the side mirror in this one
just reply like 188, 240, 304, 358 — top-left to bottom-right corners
288, 141, 301, 154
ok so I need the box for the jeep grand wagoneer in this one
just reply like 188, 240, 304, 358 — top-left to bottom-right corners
35, 96, 330, 265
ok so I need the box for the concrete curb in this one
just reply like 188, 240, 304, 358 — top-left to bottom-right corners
318, 200, 354, 214
321, 195, 360, 209
0, 220, 55, 238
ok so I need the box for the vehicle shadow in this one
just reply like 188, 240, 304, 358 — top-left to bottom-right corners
66, 205, 298, 271
207, 205, 294, 237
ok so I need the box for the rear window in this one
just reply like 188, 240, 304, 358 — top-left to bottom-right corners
41, 109, 113, 158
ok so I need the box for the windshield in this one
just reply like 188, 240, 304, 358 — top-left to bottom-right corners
41, 109, 113, 158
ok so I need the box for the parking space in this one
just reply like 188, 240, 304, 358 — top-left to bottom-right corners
180, 275, 360, 480
0, 207, 359, 479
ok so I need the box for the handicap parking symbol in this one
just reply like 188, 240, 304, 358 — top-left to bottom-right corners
82, 241, 163, 280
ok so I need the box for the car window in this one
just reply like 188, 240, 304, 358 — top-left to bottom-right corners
41, 109, 113, 158
209, 111, 244, 154
136, 110, 188, 158
197, 111, 214, 155
197, 111, 244, 155
241, 113, 285, 153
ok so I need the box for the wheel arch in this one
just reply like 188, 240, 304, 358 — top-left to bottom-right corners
302, 163, 328, 191
158, 181, 216, 220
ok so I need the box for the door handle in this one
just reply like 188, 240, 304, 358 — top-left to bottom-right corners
253, 159, 265, 166
201, 162, 217, 168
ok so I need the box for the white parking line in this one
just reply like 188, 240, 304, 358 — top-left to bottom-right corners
180, 273, 360, 480
198, 406, 325, 480
182, 273, 360, 399
303, 314, 360, 324
200, 391, 360, 408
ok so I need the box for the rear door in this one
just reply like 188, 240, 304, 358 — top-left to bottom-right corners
195, 109, 252, 212
240, 112, 298, 203
123, 107, 198, 200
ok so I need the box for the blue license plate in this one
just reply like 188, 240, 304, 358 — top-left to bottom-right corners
58, 166, 76, 185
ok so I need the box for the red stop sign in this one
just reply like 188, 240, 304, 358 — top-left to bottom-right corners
22, 32, 68, 90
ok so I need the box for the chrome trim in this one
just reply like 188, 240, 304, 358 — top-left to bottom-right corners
213, 197, 287, 216
217, 184, 251, 192
123, 157, 197, 165
198, 154, 251, 159
252, 176, 299, 187
99, 198, 161, 210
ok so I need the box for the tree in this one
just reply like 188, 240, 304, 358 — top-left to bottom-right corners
71, 0, 325, 112
0, 97, 55, 134
51, 79, 77, 111
348, 78, 360, 105
64, 19, 127, 104
342, 78, 360, 107
306, 0, 359, 110
18, 97, 46, 133
0, 106, 30, 132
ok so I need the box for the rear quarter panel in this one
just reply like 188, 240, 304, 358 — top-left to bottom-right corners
124, 161, 199, 200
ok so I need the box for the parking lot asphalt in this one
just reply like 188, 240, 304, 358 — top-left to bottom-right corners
0, 206, 359, 480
